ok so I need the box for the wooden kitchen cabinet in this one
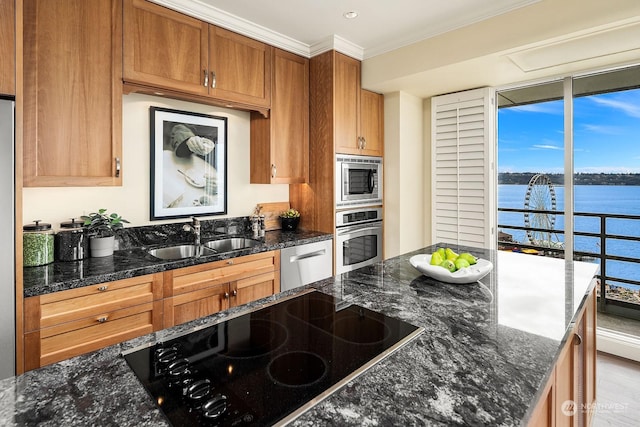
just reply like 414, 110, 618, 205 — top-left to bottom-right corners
0, 0, 15, 95
334, 53, 384, 157
23, 273, 163, 370
123, 0, 271, 112
528, 287, 596, 427
250, 48, 309, 184
23, 0, 123, 187
163, 251, 280, 327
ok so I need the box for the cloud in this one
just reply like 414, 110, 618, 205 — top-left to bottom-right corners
507, 103, 563, 115
532, 144, 563, 150
580, 124, 622, 135
590, 97, 640, 118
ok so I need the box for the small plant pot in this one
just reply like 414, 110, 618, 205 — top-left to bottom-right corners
280, 216, 300, 231
90, 236, 115, 257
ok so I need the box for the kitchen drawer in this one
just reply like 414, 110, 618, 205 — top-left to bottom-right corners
25, 273, 163, 331
25, 300, 162, 369
168, 251, 279, 296
163, 283, 230, 328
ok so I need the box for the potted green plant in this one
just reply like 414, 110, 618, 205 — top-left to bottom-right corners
81, 209, 130, 257
279, 208, 301, 231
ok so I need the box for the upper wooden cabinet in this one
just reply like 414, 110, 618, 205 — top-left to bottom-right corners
0, 0, 15, 96
250, 49, 309, 184
23, 0, 123, 187
334, 53, 384, 157
123, 0, 271, 112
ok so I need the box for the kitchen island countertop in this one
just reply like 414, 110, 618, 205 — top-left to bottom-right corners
1, 245, 598, 426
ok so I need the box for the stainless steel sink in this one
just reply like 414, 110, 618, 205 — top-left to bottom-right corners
204, 237, 261, 252
147, 244, 215, 260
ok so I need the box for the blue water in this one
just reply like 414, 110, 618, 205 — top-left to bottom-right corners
498, 185, 640, 290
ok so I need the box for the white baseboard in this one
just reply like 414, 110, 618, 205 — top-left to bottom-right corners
597, 327, 640, 362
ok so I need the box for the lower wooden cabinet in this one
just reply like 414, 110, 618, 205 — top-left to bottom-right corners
24, 273, 164, 370
23, 251, 281, 370
528, 287, 597, 427
163, 251, 280, 327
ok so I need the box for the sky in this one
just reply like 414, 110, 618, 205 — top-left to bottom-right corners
498, 87, 640, 174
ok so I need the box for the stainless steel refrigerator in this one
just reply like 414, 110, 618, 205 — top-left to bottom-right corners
0, 97, 15, 380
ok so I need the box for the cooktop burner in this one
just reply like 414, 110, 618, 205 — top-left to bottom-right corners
123, 291, 422, 426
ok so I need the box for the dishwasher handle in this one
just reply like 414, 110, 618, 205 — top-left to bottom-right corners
289, 249, 326, 263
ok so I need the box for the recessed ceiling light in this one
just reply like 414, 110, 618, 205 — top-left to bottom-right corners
343, 11, 358, 19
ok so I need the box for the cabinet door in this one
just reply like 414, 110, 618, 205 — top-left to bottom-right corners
209, 26, 272, 107
250, 49, 309, 184
334, 52, 361, 155
23, 0, 122, 187
360, 89, 384, 156
123, 0, 208, 95
232, 270, 280, 307
164, 283, 230, 328
0, 0, 15, 95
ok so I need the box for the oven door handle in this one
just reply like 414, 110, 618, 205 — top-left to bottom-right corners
337, 225, 381, 236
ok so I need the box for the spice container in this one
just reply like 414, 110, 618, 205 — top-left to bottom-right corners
23, 220, 54, 267
55, 218, 89, 261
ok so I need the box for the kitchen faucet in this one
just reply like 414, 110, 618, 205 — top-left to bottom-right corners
183, 217, 201, 247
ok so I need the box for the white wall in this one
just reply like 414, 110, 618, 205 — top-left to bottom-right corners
383, 91, 425, 259
22, 94, 289, 229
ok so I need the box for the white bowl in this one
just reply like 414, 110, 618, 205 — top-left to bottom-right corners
409, 254, 493, 284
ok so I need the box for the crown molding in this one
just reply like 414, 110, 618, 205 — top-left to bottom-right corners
150, 0, 365, 60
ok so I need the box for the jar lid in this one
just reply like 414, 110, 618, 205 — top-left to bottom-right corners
23, 220, 52, 231
60, 218, 85, 229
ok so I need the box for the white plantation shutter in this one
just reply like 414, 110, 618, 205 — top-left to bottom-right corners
431, 87, 496, 249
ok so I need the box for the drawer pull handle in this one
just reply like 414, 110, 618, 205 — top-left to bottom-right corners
97, 285, 108, 292
203, 69, 209, 87
97, 316, 108, 323
227, 260, 234, 265
231, 289, 237, 297
573, 333, 583, 346
224, 292, 229, 299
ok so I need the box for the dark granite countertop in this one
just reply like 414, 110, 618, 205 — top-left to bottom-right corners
23, 226, 332, 297
2, 244, 598, 426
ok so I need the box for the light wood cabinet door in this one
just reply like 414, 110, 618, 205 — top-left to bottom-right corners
23, 273, 163, 370
209, 26, 272, 108
250, 49, 309, 184
23, 0, 123, 187
334, 52, 361, 155
0, 0, 15, 95
123, 0, 208, 95
360, 89, 384, 156
233, 270, 280, 306
164, 282, 230, 328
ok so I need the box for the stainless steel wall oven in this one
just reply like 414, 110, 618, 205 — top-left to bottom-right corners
335, 207, 383, 275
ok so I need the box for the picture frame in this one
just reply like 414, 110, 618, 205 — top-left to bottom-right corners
150, 107, 227, 220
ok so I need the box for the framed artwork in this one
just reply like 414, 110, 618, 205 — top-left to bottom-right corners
150, 107, 227, 220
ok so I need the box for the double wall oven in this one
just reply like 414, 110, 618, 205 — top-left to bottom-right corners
335, 155, 383, 275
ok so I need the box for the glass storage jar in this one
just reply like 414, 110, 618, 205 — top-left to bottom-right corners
23, 220, 54, 267
55, 218, 89, 261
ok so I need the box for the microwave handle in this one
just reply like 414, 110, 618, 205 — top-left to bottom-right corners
368, 170, 375, 193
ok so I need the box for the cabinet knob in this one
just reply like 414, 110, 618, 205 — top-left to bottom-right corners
97, 285, 108, 292
231, 289, 237, 297
203, 69, 209, 87
271, 164, 277, 179
227, 260, 234, 265
224, 292, 230, 299
573, 333, 583, 346
97, 316, 108, 323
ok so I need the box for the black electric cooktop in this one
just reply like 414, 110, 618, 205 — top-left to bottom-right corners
123, 291, 423, 426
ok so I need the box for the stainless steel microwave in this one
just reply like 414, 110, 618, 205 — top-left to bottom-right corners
335, 154, 383, 207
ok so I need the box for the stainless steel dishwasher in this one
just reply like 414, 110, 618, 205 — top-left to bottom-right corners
280, 239, 333, 291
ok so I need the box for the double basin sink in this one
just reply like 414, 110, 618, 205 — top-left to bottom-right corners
147, 237, 261, 260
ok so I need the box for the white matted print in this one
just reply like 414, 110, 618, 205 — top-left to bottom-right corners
150, 107, 227, 220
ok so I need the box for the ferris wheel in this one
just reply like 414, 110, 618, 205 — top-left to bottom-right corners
523, 173, 561, 247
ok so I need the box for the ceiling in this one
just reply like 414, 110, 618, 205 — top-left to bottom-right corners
154, 0, 539, 59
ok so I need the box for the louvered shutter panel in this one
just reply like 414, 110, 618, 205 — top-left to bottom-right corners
431, 87, 496, 249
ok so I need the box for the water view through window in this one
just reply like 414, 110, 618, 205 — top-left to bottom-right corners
497, 66, 640, 318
